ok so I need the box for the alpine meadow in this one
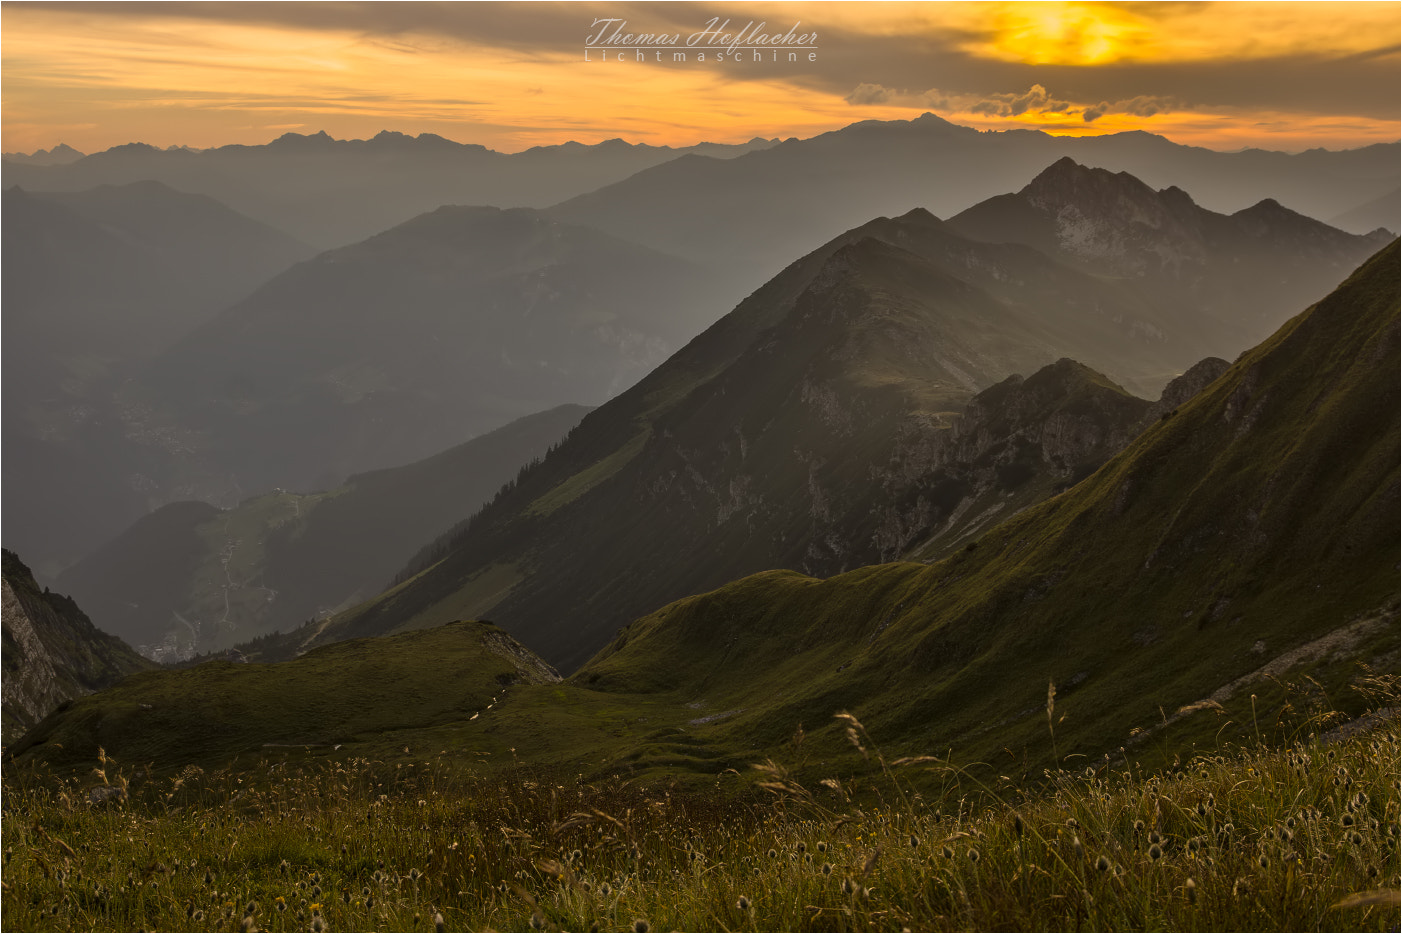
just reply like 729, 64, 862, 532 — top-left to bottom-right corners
2, 3, 1399, 932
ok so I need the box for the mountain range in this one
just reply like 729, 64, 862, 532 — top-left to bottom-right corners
2, 131, 780, 248
551, 113, 1399, 292
11, 240, 1396, 778
6, 115, 1395, 586
284, 161, 1388, 672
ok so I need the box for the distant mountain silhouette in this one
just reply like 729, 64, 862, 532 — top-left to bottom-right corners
3, 130, 779, 247
550, 113, 1399, 303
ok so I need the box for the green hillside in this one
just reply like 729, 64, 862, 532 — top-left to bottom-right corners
580, 239, 1400, 768
6, 620, 560, 770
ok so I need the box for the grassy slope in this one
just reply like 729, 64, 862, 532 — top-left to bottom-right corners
5, 621, 560, 771
579, 239, 1400, 768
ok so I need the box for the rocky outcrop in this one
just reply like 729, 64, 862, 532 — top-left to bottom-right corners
1, 550, 153, 744
893, 354, 1235, 560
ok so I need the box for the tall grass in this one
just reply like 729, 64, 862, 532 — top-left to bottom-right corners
3, 687, 1398, 932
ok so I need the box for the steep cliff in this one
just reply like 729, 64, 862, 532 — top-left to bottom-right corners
1, 550, 153, 744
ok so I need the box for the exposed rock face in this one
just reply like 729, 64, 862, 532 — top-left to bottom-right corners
1, 550, 153, 744
893, 355, 1235, 560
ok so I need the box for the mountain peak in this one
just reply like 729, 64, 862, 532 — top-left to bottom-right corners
1022, 157, 1152, 203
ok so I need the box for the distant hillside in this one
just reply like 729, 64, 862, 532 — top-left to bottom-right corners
947, 157, 1392, 354
2, 130, 779, 248
110, 206, 726, 507
1328, 189, 1399, 236
56, 405, 589, 661
2, 550, 154, 745
302, 166, 1384, 673
3, 181, 316, 577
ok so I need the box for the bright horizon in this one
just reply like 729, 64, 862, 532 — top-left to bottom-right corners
3, 1, 1399, 156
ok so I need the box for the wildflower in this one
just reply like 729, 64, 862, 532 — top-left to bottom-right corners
528, 912, 545, 930
821, 862, 833, 875
275, 897, 287, 912
633, 921, 650, 933
841, 877, 855, 895
941, 845, 954, 859
1133, 820, 1145, 835
1149, 844, 1163, 861
1350, 832, 1364, 846
1258, 855, 1270, 869
968, 848, 981, 864
767, 848, 778, 859
1184, 878, 1197, 904
434, 912, 446, 932
736, 896, 751, 911
816, 841, 828, 853
600, 883, 612, 897
279, 860, 290, 876
1095, 855, 1111, 872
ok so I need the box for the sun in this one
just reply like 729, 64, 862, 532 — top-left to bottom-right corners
980, 2, 1150, 66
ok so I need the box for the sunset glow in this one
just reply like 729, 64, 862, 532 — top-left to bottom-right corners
2, 1, 1397, 154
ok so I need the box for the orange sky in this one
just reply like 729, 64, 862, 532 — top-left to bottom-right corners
2, 1, 1398, 155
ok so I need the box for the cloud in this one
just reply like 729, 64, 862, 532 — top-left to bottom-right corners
1083, 94, 1177, 123
844, 83, 893, 105
970, 84, 1074, 118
